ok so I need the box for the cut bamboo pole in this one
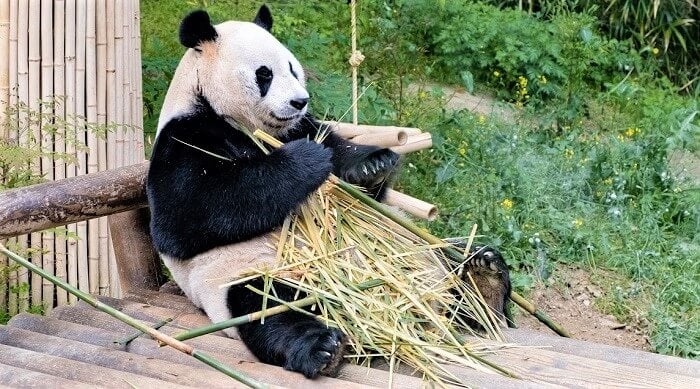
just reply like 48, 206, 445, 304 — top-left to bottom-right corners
8, 0, 18, 141
28, 0, 42, 312
75, 0, 89, 295
121, 0, 131, 166
113, 0, 123, 169
64, 0, 78, 305
0, 0, 9, 134
96, 0, 109, 296
384, 189, 438, 221
86, 0, 99, 295
39, 0, 54, 314
0, 244, 268, 389
14, 0, 28, 311
132, 0, 144, 159
390, 132, 433, 154
105, 0, 118, 298
351, 130, 407, 148
323, 120, 422, 139
53, 0, 68, 307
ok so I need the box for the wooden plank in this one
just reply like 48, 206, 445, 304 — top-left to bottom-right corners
0, 326, 247, 388
506, 328, 700, 378
0, 162, 149, 239
7, 314, 375, 389
0, 363, 94, 389
0, 341, 197, 389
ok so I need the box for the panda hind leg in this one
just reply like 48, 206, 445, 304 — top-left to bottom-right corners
226, 280, 347, 379
446, 241, 511, 326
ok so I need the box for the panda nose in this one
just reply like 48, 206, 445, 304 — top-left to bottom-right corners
289, 97, 309, 110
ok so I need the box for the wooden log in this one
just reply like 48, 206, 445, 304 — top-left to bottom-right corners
0, 0, 9, 135
85, 0, 99, 295
108, 208, 164, 294
390, 133, 433, 154
53, 0, 67, 307
384, 189, 438, 221
323, 120, 422, 139
350, 130, 407, 148
0, 162, 149, 240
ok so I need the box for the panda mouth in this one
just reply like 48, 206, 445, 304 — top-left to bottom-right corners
270, 112, 299, 122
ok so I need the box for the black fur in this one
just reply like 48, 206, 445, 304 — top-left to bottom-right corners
227, 279, 347, 378
253, 5, 273, 31
255, 66, 273, 98
179, 10, 218, 48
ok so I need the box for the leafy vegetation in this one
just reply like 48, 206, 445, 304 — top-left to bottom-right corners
141, 0, 699, 358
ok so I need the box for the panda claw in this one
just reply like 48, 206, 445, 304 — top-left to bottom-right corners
362, 165, 369, 175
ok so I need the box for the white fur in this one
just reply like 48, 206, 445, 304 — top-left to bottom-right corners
157, 21, 308, 136
162, 233, 279, 337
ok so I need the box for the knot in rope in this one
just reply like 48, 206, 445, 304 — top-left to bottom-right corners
349, 50, 365, 68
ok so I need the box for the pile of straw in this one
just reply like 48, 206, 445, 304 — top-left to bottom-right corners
231, 131, 509, 386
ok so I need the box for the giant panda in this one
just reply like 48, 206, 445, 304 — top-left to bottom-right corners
147, 5, 511, 379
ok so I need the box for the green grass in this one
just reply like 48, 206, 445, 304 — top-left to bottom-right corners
138, 0, 700, 358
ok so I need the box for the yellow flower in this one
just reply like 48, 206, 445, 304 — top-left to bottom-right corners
459, 147, 467, 156
652, 47, 659, 55
603, 178, 613, 185
538, 75, 547, 85
493, 70, 501, 77
572, 219, 583, 228
564, 149, 574, 159
500, 198, 514, 210
478, 115, 486, 124
518, 76, 528, 87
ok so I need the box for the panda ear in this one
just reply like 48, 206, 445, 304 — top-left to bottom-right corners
253, 4, 273, 32
180, 10, 218, 48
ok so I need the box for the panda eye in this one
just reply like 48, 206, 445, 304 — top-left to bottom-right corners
255, 66, 273, 97
289, 62, 298, 80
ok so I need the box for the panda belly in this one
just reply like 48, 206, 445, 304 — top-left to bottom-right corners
161, 232, 279, 337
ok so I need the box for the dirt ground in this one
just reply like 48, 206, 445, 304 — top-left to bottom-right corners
513, 264, 651, 351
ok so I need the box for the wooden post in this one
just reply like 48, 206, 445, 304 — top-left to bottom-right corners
53, 0, 67, 307
39, 0, 54, 314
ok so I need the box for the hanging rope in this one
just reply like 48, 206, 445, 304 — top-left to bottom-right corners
349, 0, 364, 125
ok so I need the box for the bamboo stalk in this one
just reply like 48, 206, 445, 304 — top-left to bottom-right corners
105, 0, 115, 171
510, 291, 571, 337
173, 279, 385, 343
384, 189, 438, 221
39, 0, 54, 313
115, 317, 173, 346
254, 130, 571, 338
96, 0, 109, 296
8, 0, 18, 141
0, 0, 9, 135
322, 120, 422, 139
53, 0, 68, 307
390, 133, 432, 154
75, 0, 89, 296
0, 238, 9, 311
14, 0, 28, 313
28, 0, 42, 312
121, 0, 131, 166
85, 0, 99, 295
350, 130, 407, 148
113, 0, 124, 169
0, 243, 267, 389
132, 0, 144, 159
65, 0, 78, 304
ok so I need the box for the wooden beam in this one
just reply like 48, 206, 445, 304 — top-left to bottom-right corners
0, 162, 148, 239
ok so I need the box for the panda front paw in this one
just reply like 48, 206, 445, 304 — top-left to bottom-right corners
280, 138, 333, 188
460, 245, 511, 320
340, 148, 399, 194
284, 327, 347, 379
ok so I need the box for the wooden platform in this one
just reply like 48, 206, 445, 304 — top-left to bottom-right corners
1, 290, 698, 389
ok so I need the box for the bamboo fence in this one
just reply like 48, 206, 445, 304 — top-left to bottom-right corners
0, 0, 144, 314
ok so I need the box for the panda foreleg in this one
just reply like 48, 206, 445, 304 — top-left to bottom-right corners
226, 280, 347, 379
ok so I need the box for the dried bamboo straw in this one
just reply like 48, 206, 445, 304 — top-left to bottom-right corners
390, 132, 432, 154
8, 0, 18, 141
39, 0, 54, 313
65, 0, 78, 304
350, 130, 407, 148
0, 0, 9, 134
323, 120, 422, 139
53, 0, 68, 307
384, 189, 438, 221
113, 0, 123, 169
15, 0, 28, 311
0, 244, 267, 389
86, 0, 99, 295
96, 0, 109, 296
75, 0, 89, 295
28, 0, 42, 312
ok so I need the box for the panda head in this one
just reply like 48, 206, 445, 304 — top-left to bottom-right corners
164, 6, 309, 135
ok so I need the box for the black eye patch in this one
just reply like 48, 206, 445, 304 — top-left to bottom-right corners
289, 62, 298, 80
255, 66, 273, 97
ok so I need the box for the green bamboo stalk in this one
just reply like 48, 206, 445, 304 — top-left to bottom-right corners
252, 130, 571, 338
0, 244, 267, 389
173, 278, 385, 342
115, 317, 173, 346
